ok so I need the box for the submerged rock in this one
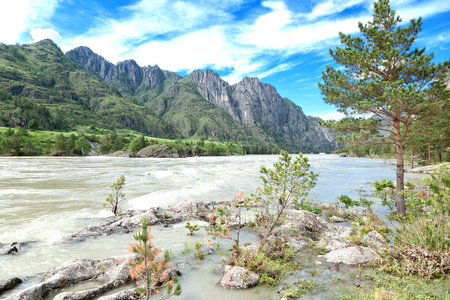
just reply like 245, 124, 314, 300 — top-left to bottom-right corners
0, 277, 22, 294
220, 266, 260, 289
0, 242, 34, 255
321, 246, 379, 266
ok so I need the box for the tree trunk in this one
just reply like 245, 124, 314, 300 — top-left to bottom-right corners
395, 123, 406, 216
411, 147, 414, 170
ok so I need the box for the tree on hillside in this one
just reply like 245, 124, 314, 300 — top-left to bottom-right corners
318, 0, 449, 215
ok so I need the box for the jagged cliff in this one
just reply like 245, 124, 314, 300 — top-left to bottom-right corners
67, 46, 338, 152
188, 70, 337, 151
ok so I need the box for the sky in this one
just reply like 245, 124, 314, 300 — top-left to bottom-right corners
1, 0, 449, 120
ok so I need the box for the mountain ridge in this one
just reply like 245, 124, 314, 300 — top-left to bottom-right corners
67, 45, 338, 152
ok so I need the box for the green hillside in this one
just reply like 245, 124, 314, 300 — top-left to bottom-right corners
0, 40, 175, 137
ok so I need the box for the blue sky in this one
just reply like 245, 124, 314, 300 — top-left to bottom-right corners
1, 0, 449, 120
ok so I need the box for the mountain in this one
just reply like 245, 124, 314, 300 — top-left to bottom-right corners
67, 47, 338, 152
0, 40, 175, 137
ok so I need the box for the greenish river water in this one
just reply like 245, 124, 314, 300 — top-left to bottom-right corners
0, 155, 421, 299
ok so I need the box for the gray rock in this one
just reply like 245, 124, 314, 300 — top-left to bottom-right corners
321, 246, 379, 265
69, 209, 157, 241
0, 242, 33, 255
4, 255, 133, 300
362, 230, 386, 249
166, 200, 211, 218
97, 289, 139, 300
137, 145, 180, 158
409, 163, 449, 174
220, 266, 260, 289
0, 277, 22, 294
330, 216, 345, 223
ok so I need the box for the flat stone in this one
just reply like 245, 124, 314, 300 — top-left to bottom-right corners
321, 246, 379, 266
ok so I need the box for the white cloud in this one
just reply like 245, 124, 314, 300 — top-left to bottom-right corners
305, 0, 370, 20
257, 63, 295, 79
30, 28, 62, 43
0, 0, 59, 45
0, 1, 32, 44
312, 111, 346, 120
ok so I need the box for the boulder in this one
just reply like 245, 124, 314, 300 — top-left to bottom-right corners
362, 230, 386, 249
321, 246, 379, 266
166, 200, 211, 218
0, 242, 33, 255
0, 277, 22, 294
220, 266, 260, 289
137, 145, 180, 158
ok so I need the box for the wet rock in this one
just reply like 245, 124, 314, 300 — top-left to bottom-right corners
321, 246, 379, 266
0, 242, 34, 255
0, 277, 22, 294
362, 230, 386, 249
97, 289, 139, 300
69, 209, 158, 241
339, 154, 347, 157
4, 255, 133, 300
220, 266, 260, 289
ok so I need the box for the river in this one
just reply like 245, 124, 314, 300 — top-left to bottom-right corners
0, 154, 421, 299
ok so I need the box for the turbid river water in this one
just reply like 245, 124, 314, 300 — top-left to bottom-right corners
0, 154, 421, 299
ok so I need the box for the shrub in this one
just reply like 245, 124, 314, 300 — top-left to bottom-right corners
205, 192, 246, 253
128, 217, 182, 299
104, 175, 126, 215
247, 151, 318, 246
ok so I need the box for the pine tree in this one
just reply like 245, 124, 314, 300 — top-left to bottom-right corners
129, 217, 182, 299
319, 0, 449, 215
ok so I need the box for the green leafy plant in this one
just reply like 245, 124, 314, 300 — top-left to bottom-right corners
184, 221, 200, 235
104, 175, 126, 215
128, 217, 182, 299
280, 278, 324, 298
194, 242, 205, 260
247, 151, 318, 247
336, 194, 359, 209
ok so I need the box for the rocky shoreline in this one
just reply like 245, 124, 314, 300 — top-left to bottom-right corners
408, 162, 449, 174
1, 200, 386, 299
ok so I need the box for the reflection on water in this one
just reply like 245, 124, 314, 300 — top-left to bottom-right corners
0, 155, 422, 298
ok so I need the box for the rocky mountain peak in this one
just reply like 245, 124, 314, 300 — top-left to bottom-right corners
188, 70, 241, 121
